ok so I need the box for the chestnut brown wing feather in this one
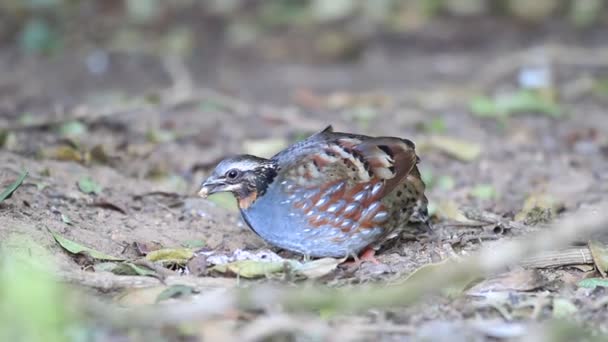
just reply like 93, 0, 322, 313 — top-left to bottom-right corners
277, 135, 419, 233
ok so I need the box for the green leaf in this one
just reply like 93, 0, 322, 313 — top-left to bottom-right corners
155, 285, 197, 303
145, 248, 194, 264
471, 184, 497, 200
424, 117, 447, 134
181, 239, 205, 249
470, 90, 562, 118
112, 262, 157, 277
19, 17, 61, 54
49, 230, 123, 261
0, 171, 27, 203
210, 260, 285, 278
437, 175, 455, 190
77, 177, 102, 195
577, 278, 608, 289
57, 121, 87, 137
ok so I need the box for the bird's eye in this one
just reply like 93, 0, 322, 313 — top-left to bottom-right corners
226, 169, 240, 180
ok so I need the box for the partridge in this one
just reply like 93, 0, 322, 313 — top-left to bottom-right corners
198, 125, 428, 258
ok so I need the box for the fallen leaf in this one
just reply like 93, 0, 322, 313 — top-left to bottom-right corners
294, 257, 342, 279
437, 175, 455, 190
156, 285, 198, 303
552, 298, 578, 318
421, 136, 482, 162
41, 145, 84, 163
588, 240, 608, 277
210, 260, 285, 278
145, 248, 194, 264
181, 239, 206, 249
577, 277, 608, 289
133, 241, 163, 256
186, 254, 208, 276
470, 184, 497, 200
0, 171, 27, 203
434, 200, 471, 222
470, 90, 562, 118
57, 120, 87, 137
89, 145, 111, 164
50, 230, 123, 261
423, 117, 447, 134
146, 129, 177, 144
515, 193, 563, 223
77, 177, 102, 195
467, 269, 544, 295
112, 262, 158, 277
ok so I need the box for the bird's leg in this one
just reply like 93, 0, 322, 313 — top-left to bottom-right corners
358, 247, 380, 264
341, 248, 380, 269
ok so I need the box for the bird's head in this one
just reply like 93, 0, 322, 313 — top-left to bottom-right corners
198, 155, 277, 208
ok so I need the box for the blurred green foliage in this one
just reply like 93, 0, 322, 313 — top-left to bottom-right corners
0, 0, 605, 56
0, 235, 72, 342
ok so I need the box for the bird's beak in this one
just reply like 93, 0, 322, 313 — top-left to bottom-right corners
197, 178, 225, 198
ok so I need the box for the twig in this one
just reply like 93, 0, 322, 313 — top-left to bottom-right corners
57, 269, 238, 292
520, 247, 593, 269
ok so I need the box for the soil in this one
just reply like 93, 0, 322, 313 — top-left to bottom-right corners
1, 18, 608, 341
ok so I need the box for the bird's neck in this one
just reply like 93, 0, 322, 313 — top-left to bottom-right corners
237, 161, 278, 209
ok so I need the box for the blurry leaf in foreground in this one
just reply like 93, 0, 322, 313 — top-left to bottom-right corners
146, 129, 177, 144
50, 230, 123, 261
470, 90, 562, 118
145, 248, 194, 264
420, 136, 481, 162
156, 285, 198, 303
577, 278, 608, 289
210, 260, 285, 279
470, 184, 497, 200
0, 171, 27, 203
1, 235, 71, 342
588, 240, 608, 277
552, 298, 578, 319
206, 192, 238, 211
77, 177, 102, 195
401, 258, 477, 297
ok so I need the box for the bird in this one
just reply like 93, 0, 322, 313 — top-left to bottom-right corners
198, 125, 428, 260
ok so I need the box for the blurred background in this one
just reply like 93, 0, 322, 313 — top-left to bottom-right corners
2, 1, 608, 341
